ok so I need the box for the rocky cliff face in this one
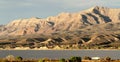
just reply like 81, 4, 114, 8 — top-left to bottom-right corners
0, 6, 120, 49
0, 6, 120, 36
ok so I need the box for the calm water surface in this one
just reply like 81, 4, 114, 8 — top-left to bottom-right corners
0, 50, 120, 59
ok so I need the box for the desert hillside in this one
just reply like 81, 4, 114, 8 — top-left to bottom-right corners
0, 6, 120, 49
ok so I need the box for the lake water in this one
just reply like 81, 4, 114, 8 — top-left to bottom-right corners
0, 50, 120, 59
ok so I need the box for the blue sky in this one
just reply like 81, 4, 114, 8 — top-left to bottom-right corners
0, 0, 120, 25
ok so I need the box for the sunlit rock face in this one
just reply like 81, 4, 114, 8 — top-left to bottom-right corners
0, 6, 120, 36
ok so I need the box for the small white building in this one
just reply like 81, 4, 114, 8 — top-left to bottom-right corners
91, 57, 100, 60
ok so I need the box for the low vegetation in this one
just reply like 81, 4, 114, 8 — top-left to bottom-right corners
0, 55, 120, 62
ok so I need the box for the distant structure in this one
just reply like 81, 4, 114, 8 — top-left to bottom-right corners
91, 57, 100, 60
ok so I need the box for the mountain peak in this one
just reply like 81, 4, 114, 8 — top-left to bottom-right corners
30, 17, 41, 19
88, 6, 108, 12
0, 6, 120, 36
92, 6, 105, 9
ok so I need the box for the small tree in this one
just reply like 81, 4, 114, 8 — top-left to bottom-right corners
105, 56, 111, 62
16, 56, 23, 61
69, 56, 81, 62
59, 58, 66, 62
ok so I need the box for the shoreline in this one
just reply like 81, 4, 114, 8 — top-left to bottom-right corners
0, 46, 120, 50
0, 48, 120, 50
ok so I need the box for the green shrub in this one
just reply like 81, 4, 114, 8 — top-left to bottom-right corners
59, 58, 66, 62
105, 56, 111, 61
16, 56, 23, 61
69, 56, 81, 62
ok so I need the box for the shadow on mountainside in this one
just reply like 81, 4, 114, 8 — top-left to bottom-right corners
93, 9, 112, 23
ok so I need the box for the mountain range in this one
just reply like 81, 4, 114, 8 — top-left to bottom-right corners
0, 6, 120, 49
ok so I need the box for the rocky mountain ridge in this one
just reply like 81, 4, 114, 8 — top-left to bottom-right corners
0, 6, 120, 36
0, 6, 120, 49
